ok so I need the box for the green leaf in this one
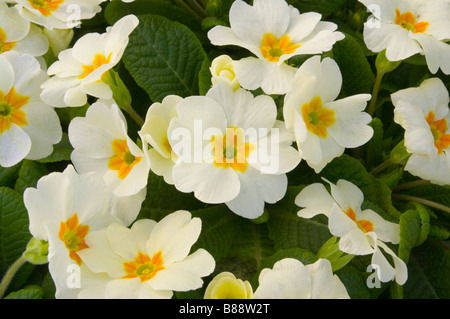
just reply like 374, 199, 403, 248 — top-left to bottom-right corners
4, 285, 44, 299
287, 0, 346, 19
138, 173, 204, 219
198, 56, 212, 95
123, 14, 207, 102
320, 154, 393, 214
403, 239, 450, 299
399, 203, 430, 263
364, 118, 384, 170
336, 265, 372, 299
0, 162, 22, 189
104, 0, 201, 31
191, 205, 240, 262
267, 186, 332, 253
332, 32, 375, 96
14, 160, 49, 195
0, 187, 31, 279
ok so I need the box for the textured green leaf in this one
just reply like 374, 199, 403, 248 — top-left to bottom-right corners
4, 285, 44, 299
191, 205, 240, 262
0, 162, 22, 189
139, 172, 204, 219
336, 265, 371, 299
287, 0, 346, 18
198, 56, 212, 95
267, 186, 332, 253
0, 187, 31, 279
332, 32, 375, 96
123, 14, 207, 102
104, 0, 201, 31
14, 160, 49, 195
403, 239, 450, 299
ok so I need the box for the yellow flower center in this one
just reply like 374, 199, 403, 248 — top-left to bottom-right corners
346, 207, 374, 233
260, 33, 300, 63
301, 96, 336, 138
58, 213, 90, 266
0, 87, 28, 134
425, 111, 450, 154
122, 251, 165, 282
108, 138, 142, 179
27, 0, 64, 17
161, 136, 172, 155
211, 127, 255, 172
0, 28, 16, 54
78, 53, 112, 80
395, 9, 429, 33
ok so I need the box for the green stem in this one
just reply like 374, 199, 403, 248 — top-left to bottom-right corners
0, 254, 27, 299
367, 71, 384, 116
173, 0, 204, 19
394, 179, 431, 191
370, 158, 394, 175
392, 194, 450, 214
188, 0, 208, 17
123, 104, 144, 127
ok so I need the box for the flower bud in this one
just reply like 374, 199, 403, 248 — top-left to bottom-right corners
210, 55, 240, 92
204, 272, 253, 299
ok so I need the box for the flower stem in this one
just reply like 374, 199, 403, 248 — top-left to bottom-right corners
367, 71, 384, 116
370, 158, 394, 175
394, 179, 431, 191
173, 0, 204, 19
392, 194, 450, 214
0, 254, 27, 299
123, 103, 144, 127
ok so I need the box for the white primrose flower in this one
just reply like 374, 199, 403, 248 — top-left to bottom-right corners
0, 2, 49, 56
296, 179, 408, 285
76, 210, 216, 299
359, 0, 450, 74
13, 0, 105, 30
210, 55, 240, 92
207, 0, 344, 95
40, 14, 139, 108
23, 165, 122, 298
167, 82, 302, 219
68, 100, 150, 225
0, 51, 61, 167
391, 77, 450, 185
283, 56, 374, 173
139, 95, 183, 185
252, 258, 350, 299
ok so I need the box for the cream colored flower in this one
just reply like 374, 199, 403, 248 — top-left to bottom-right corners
359, 0, 450, 74
139, 95, 182, 185
391, 77, 450, 185
296, 179, 408, 285
207, 0, 344, 94
23, 165, 121, 298
0, 51, 61, 167
0, 2, 48, 56
14, 0, 105, 30
283, 56, 373, 173
77, 211, 216, 299
167, 82, 301, 219
252, 258, 350, 299
210, 55, 240, 92
204, 272, 253, 299
68, 100, 150, 226
40, 15, 139, 107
